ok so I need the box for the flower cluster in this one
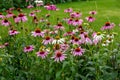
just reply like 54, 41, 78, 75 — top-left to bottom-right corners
0, 5, 117, 63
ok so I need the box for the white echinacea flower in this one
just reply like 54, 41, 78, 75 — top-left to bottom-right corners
35, 0, 43, 4
52, 36, 65, 44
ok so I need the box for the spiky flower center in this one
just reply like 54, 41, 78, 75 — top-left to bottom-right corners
56, 52, 62, 57
76, 12, 79, 14
45, 36, 50, 40
71, 36, 75, 40
75, 48, 81, 52
69, 19, 73, 21
97, 32, 101, 35
4, 19, 8, 23
55, 36, 60, 40
75, 19, 79, 22
105, 22, 110, 26
11, 30, 17, 33
40, 51, 45, 54
108, 38, 112, 41
18, 13, 24, 17
57, 23, 62, 26
84, 35, 88, 38
54, 44, 59, 49
26, 46, 31, 49
78, 25, 83, 29
74, 38, 79, 42
89, 16, 92, 19
35, 29, 41, 33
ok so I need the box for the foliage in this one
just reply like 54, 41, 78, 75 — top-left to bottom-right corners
0, 0, 33, 11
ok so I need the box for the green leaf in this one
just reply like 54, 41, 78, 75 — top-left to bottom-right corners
62, 61, 68, 69
56, 70, 62, 80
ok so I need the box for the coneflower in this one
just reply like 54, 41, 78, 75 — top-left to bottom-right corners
52, 50, 66, 62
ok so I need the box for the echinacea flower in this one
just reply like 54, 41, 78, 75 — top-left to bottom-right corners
52, 36, 65, 44
0, 13, 5, 19
81, 34, 92, 45
9, 30, 20, 36
77, 25, 83, 31
54, 23, 65, 30
1, 19, 11, 26
29, 12, 36, 17
101, 22, 115, 30
63, 31, 75, 36
53, 44, 60, 50
60, 43, 69, 52
102, 41, 109, 46
39, 18, 48, 22
32, 16, 39, 24
72, 19, 83, 26
31, 28, 44, 37
92, 32, 104, 45
24, 45, 34, 53
106, 38, 113, 44
6, 11, 14, 18
86, 16, 95, 22
34, 0, 43, 5
70, 12, 82, 18
72, 47, 85, 56
89, 11, 97, 15
44, 4, 58, 11
106, 34, 114, 38
17, 8, 22, 12
36, 50, 48, 59
0, 45, 5, 49
45, 14, 50, 18
67, 18, 73, 25
73, 29, 79, 33
71, 37, 81, 45
13, 15, 20, 24
27, 5, 34, 9
0, 42, 9, 49
64, 8, 73, 13
52, 50, 66, 62
36, 3, 44, 6
8, 7, 15, 11
42, 36, 53, 45
18, 13, 28, 22
4, 42, 9, 46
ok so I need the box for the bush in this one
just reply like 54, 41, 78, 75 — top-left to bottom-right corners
0, 0, 13, 11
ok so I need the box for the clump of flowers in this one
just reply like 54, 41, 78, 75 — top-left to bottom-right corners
31, 28, 44, 37
0, 12, 5, 19
9, 29, 20, 36
72, 47, 85, 56
0, 4, 117, 65
101, 22, 115, 30
1, 19, 11, 26
18, 13, 28, 22
52, 50, 66, 62
24, 45, 34, 53
44, 4, 58, 11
